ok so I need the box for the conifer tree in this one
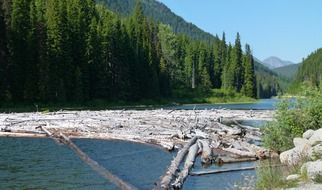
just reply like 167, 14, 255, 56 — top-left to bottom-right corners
232, 32, 243, 92
242, 44, 256, 98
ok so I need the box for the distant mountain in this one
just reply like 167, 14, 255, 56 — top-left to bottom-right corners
262, 56, 295, 69
273, 64, 300, 79
96, 0, 216, 42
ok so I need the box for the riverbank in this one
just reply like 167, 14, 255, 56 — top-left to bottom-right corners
0, 89, 256, 113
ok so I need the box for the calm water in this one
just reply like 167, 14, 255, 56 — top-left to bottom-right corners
0, 138, 174, 190
184, 156, 255, 190
165, 98, 279, 110
0, 137, 257, 190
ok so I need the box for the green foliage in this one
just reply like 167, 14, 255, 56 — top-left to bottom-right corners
263, 86, 322, 152
242, 44, 256, 98
96, 0, 216, 42
296, 48, 322, 88
0, 0, 268, 105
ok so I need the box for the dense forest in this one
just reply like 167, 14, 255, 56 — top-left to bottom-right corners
0, 0, 278, 104
296, 48, 322, 88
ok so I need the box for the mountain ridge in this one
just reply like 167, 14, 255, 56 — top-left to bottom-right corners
96, 0, 216, 42
273, 64, 300, 79
262, 56, 296, 69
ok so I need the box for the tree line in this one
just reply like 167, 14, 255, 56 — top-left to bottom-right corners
296, 48, 322, 88
0, 0, 257, 103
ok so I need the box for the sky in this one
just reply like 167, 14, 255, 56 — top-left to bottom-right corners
158, 0, 322, 63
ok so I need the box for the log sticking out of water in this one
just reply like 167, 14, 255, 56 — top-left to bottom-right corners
39, 127, 138, 190
190, 166, 256, 176
157, 136, 199, 190
172, 142, 199, 189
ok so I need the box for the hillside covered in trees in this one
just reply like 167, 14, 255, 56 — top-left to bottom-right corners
96, 0, 216, 42
0, 0, 279, 104
296, 48, 322, 88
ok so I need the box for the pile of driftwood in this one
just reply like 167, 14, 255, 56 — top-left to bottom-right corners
0, 109, 272, 150
156, 125, 271, 190
0, 109, 274, 189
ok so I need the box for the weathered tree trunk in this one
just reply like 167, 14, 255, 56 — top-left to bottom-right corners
199, 139, 212, 165
190, 166, 256, 176
172, 143, 199, 189
38, 126, 137, 190
157, 136, 199, 190
59, 133, 138, 190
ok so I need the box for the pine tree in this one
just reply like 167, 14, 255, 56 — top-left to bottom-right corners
0, 0, 9, 101
9, 0, 31, 101
45, 0, 66, 101
242, 44, 256, 98
221, 43, 234, 90
232, 32, 243, 92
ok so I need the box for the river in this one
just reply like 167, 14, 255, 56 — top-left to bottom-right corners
0, 99, 278, 190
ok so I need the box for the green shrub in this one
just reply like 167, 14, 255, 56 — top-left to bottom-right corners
263, 86, 322, 152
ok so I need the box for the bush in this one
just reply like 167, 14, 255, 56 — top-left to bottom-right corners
263, 86, 322, 152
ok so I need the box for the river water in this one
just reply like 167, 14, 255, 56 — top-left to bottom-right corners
0, 99, 278, 190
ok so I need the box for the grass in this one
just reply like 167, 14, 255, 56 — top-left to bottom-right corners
172, 88, 256, 104
256, 159, 299, 189
0, 88, 256, 113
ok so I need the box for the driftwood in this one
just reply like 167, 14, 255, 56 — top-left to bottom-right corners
190, 164, 286, 176
190, 166, 256, 176
199, 139, 212, 165
157, 136, 199, 190
216, 157, 257, 164
0, 109, 275, 190
0, 109, 273, 151
223, 147, 257, 158
0, 131, 46, 138
172, 143, 199, 189
38, 127, 137, 190
59, 133, 138, 190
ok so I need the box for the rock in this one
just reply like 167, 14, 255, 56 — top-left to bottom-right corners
308, 144, 322, 160
301, 160, 322, 180
303, 129, 315, 139
309, 129, 322, 146
286, 174, 300, 181
293, 137, 310, 147
280, 143, 311, 165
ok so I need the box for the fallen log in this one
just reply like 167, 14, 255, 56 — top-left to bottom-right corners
172, 143, 199, 189
199, 139, 212, 165
37, 126, 137, 190
223, 147, 256, 158
190, 166, 256, 176
190, 164, 286, 176
0, 131, 46, 138
215, 157, 257, 164
59, 133, 138, 190
156, 136, 199, 190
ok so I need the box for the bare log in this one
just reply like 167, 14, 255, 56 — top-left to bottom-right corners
172, 143, 199, 189
59, 133, 138, 190
199, 139, 212, 165
190, 166, 256, 176
0, 131, 46, 138
157, 136, 199, 190
215, 156, 257, 164
223, 147, 256, 158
